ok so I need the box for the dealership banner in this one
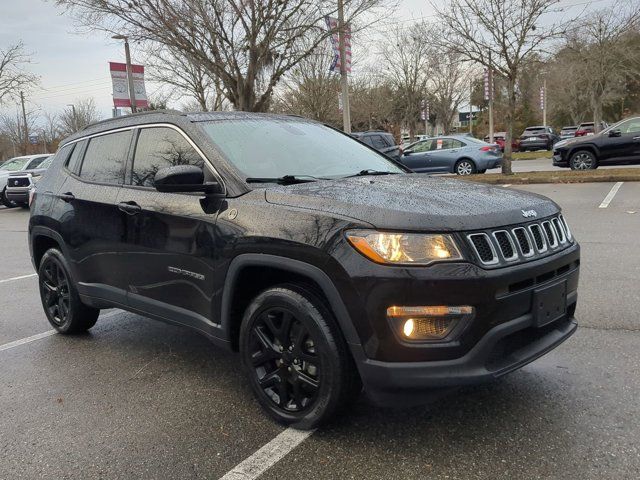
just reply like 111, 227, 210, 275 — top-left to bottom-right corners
324, 16, 352, 74
109, 62, 148, 108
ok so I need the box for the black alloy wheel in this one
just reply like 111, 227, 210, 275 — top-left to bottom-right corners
240, 286, 360, 429
38, 248, 100, 333
249, 307, 320, 412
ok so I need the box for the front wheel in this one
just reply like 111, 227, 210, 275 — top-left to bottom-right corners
570, 150, 598, 170
1, 188, 17, 208
455, 159, 476, 175
239, 285, 360, 429
38, 248, 100, 333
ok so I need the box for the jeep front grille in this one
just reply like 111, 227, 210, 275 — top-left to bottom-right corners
466, 215, 573, 267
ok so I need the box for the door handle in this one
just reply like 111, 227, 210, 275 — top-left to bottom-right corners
59, 192, 75, 203
633, 136, 640, 141
118, 201, 142, 215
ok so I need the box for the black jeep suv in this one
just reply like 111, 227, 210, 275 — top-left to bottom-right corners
29, 111, 579, 429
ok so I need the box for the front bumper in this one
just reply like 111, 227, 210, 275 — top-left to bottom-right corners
6, 187, 30, 204
553, 151, 569, 167
521, 139, 550, 150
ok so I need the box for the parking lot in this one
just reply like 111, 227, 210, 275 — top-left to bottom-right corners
1, 181, 639, 480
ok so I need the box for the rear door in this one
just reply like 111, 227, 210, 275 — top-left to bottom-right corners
116, 125, 224, 328
56, 130, 133, 304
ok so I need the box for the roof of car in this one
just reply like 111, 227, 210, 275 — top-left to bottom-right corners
524, 126, 547, 129
61, 110, 316, 145
562, 126, 578, 129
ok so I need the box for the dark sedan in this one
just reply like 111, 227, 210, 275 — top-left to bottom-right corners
519, 126, 559, 151
553, 117, 640, 170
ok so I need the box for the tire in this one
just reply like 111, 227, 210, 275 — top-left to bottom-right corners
19, 203, 29, 209
455, 159, 476, 175
38, 248, 100, 333
239, 285, 360, 429
477, 169, 487, 174
569, 150, 598, 170
1, 188, 17, 208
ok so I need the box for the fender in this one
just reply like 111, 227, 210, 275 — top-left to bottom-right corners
29, 225, 71, 270
221, 254, 364, 351
567, 142, 600, 160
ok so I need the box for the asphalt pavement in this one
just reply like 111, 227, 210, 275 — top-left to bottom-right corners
0, 181, 638, 479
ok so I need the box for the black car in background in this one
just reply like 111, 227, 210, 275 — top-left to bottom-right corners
560, 126, 578, 140
351, 130, 402, 161
553, 116, 640, 170
519, 126, 559, 151
29, 111, 579, 429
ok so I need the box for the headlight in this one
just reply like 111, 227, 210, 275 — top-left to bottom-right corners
345, 230, 463, 265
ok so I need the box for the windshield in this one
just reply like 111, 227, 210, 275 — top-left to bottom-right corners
0, 157, 29, 171
199, 118, 404, 179
524, 128, 546, 134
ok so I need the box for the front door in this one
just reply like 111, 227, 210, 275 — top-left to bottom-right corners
116, 126, 224, 329
401, 139, 435, 172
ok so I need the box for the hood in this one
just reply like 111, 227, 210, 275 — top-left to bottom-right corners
555, 133, 602, 149
264, 174, 559, 231
8, 167, 47, 177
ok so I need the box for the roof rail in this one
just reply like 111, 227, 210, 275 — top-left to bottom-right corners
80, 109, 184, 131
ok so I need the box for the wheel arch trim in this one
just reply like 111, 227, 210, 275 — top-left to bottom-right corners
221, 254, 363, 348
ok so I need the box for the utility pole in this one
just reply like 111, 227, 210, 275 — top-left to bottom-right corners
67, 104, 77, 132
337, 0, 351, 133
488, 51, 494, 144
542, 78, 547, 127
20, 91, 29, 155
468, 80, 473, 135
112, 35, 137, 113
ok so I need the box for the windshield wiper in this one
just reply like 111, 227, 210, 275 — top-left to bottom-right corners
245, 175, 320, 185
344, 169, 400, 178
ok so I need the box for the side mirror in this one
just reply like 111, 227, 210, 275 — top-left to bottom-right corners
154, 165, 223, 195
608, 129, 621, 137
404, 150, 413, 155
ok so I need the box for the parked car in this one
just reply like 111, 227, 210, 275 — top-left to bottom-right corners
574, 121, 608, 137
483, 132, 520, 152
553, 116, 640, 170
351, 131, 401, 161
30, 111, 579, 429
5, 155, 55, 208
401, 135, 502, 174
559, 126, 578, 140
519, 126, 559, 151
1, 154, 52, 207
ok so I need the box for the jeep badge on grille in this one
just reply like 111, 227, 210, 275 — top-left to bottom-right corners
521, 209, 538, 218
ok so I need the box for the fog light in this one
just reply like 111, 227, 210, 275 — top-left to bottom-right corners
387, 306, 474, 341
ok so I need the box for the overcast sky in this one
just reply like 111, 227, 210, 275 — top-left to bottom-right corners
0, 0, 614, 123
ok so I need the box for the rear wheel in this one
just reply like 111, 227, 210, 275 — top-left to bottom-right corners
569, 150, 597, 170
239, 285, 360, 429
1, 188, 17, 208
38, 248, 100, 333
455, 159, 476, 175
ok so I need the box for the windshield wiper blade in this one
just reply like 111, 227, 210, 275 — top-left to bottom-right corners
245, 175, 319, 185
344, 169, 400, 178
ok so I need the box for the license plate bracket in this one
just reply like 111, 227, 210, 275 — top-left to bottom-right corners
533, 280, 567, 327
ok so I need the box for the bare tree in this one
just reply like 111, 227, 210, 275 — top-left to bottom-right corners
426, 48, 467, 134
379, 25, 430, 140
274, 44, 340, 124
144, 43, 226, 111
56, 0, 387, 112
58, 98, 100, 136
0, 110, 37, 155
564, 2, 640, 132
0, 42, 38, 105
434, 0, 566, 174
41, 112, 62, 151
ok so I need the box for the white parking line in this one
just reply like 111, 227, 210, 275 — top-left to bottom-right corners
599, 182, 624, 209
0, 273, 37, 284
219, 427, 315, 480
0, 310, 120, 353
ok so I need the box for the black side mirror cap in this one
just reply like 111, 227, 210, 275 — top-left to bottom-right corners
154, 165, 224, 195
608, 129, 621, 137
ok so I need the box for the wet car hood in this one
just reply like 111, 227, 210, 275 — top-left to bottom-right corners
264, 174, 559, 231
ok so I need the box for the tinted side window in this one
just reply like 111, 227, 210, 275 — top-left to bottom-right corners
130, 127, 204, 187
66, 141, 85, 174
370, 135, 388, 149
26, 156, 48, 169
439, 138, 454, 150
451, 139, 465, 148
55, 145, 74, 169
412, 140, 432, 153
381, 133, 396, 146
359, 136, 373, 147
80, 131, 131, 184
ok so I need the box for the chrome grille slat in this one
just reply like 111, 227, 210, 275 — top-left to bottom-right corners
467, 215, 572, 267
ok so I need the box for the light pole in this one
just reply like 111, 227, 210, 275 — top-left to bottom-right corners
337, 0, 351, 133
66, 104, 77, 132
112, 34, 137, 113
